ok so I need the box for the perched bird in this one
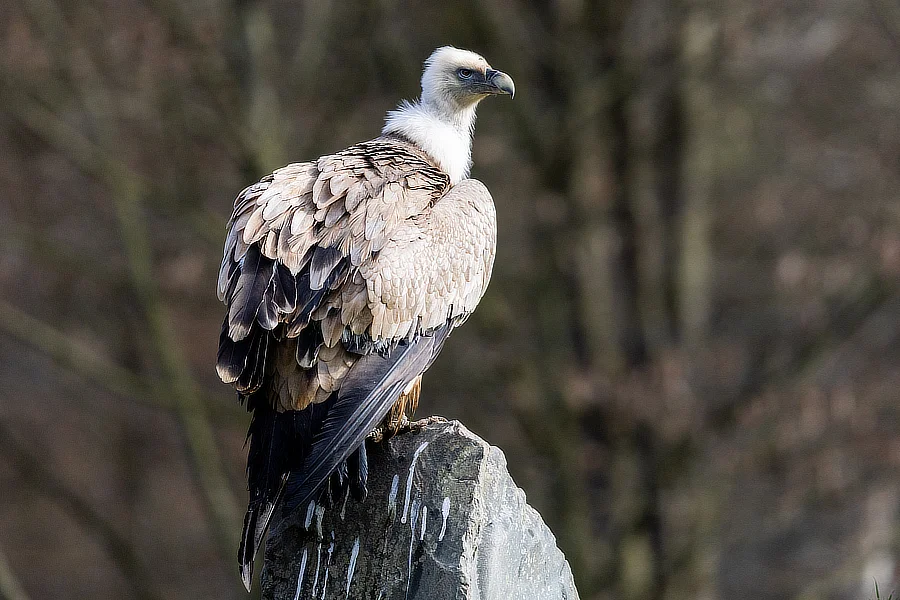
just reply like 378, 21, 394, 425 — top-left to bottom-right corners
215, 46, 513, 591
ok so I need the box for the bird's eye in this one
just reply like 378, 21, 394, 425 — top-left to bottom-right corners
457, 68, 474, 80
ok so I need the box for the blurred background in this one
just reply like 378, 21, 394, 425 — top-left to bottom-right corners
1, 0, 899, 598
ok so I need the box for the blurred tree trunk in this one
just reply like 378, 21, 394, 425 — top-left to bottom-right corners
478, 1, 706, 598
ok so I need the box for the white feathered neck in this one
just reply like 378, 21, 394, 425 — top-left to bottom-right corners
382, 100, 477, 185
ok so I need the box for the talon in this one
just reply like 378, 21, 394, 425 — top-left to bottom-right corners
409, 415, 447, 431
392, 414, 413, 435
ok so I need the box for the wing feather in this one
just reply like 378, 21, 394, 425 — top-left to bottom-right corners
272, 262, 298, 313
218, 137, 459, 408
357, 178, 496, 340
216, 320, 255, 384
227, 245, 275, 341
309, 246, 343, 291
282, 324, 452, 512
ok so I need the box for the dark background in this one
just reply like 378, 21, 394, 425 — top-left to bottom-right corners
1, 1, 899, 599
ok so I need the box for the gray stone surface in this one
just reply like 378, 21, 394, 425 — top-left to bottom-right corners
261, 419, 579, 600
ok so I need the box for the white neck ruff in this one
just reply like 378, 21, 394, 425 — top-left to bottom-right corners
382, 101, 476, 184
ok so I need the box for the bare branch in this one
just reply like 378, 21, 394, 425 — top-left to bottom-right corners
0, 300, 153, 405
0, 300, 245, 424
243, 3, 288, 170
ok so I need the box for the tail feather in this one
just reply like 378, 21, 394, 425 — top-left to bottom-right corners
237, 505, 256, 591
239, 393, 348, 583
348, 442, 368, 501
239, 395, 304, 590
238, 479, 286, 592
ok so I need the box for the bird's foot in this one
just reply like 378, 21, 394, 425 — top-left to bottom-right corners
369, 415, 448, 441
367, 427, 386, 443
368, 414, 410, 442
406, 415, 448, 432
390, 414, 412, 435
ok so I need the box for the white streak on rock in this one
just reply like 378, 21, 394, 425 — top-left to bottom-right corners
293, 546, 308, 600
406, 498, 421, 600
388, 474, 400, 516
340, 487, 350, 521
312, 542, 322, 596
401, 441, 429, 524
321, 534, 335, 600
439, 497, 451, 541
304, 501, 316, 529
315, 504, 325, 538
420, 504, 428, 541
346, 537, 360, 598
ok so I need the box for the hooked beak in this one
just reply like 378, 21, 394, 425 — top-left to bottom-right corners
484, 68, 515, 98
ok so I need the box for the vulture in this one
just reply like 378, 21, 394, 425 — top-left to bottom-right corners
215, 46, 514, 590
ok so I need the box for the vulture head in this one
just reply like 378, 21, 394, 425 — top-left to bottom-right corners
421, 46, 516, 110
383, 46, 514, 183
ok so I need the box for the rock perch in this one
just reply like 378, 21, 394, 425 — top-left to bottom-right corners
261, 419, 580, 599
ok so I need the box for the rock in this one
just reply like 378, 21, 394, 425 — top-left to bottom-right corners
261, 418, 580, 600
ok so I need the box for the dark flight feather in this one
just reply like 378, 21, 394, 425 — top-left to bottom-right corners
309, 246, 343, 290
286, 260, 349, 338
216, 319, 255, 384
228, 245, 276, 341
347, 442, 368, 501
293, 271, 315, 316
330, 460, 348, 505
295, 325, 324, 369
237, 476, 286, 592
273, 263, 298, 313
222, 256, 240, 300
283, 324, 452, 511
236, 328, 269, 393
256, 283, 279, 331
